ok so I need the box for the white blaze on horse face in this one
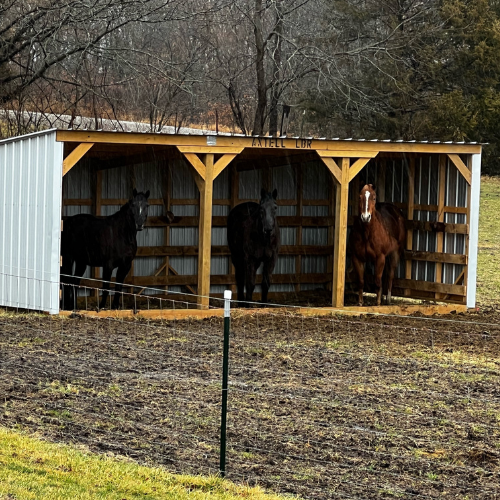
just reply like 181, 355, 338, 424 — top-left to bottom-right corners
360, 190, 372, 223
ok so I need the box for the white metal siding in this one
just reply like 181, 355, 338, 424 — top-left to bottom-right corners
467, 154, 481, 308
0, 130, 63, 313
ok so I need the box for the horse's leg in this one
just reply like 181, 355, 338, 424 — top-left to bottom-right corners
374, 255, 386, 306
352, 255, 365, 306
60, 257, 74, 310
386, 251, 400, 305
261, 256, 276, 306
244, 261, 257, 307
70, 261, 86, 310
112, 261, 132, 309
234, 263, 245, 308
99, 266, 112, 309
382, 257, 389, 302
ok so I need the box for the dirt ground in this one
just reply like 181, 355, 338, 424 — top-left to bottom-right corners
1, 307, 500, 499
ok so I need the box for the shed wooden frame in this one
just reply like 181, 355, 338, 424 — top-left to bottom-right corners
57, 130, 482, 312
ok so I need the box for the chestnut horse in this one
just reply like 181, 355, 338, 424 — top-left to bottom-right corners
348, 184, 405, 306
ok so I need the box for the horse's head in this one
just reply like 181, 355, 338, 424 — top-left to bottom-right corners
359, 184, 376, 224
259, 188, 278, 238
130, 188, 150, 231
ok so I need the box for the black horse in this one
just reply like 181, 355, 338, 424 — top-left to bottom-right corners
227, 188, 280, 306
61, 189, 161, 310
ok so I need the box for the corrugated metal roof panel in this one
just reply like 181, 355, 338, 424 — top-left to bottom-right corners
0, 111, 486, 145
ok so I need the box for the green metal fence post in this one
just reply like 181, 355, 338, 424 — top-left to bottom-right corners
220, 289, 232, 478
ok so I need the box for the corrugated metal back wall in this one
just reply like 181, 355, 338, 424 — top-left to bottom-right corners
62, 153, 466, 296
358, 156, 467, 286
0, 130, 63, 313
63, 157, 331, 295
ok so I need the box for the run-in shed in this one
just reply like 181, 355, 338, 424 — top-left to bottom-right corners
0, 128, 482, 313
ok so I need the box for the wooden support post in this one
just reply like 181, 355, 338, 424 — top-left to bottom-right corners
435, 154, 447, 298
197, 154, 214, 309
332, 158, 350, 307
405, 157, 415, 294
183, 149, 239, 306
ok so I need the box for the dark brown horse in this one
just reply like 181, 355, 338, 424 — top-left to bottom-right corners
348, 184, 405, 306
227, 189, 280, 307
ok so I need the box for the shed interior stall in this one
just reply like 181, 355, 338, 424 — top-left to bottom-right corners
0, 129, 482, 314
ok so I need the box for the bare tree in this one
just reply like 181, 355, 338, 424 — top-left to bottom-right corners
0, 0, 180, 105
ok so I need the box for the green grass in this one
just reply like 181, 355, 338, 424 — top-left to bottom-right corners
0, 427, 288, 500
477, 176, 500, 306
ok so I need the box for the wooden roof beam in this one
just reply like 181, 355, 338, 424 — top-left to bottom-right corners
448, 154, 471, 184
349, 157, 373, 182
182, 152, 206, 181
319, 157, 342, 184
213, 153, 240, 180
62, 142, 94, 176
56, 130, 483, 155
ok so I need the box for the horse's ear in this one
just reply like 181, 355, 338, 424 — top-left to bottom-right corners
369, 184, 376, 192
133, 188, 138, 197
145, 190, 150, 199
260, 188, 267, 200
272, 188, 278, 200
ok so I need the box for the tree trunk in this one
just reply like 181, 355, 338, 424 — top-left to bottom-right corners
269, 1, 284, 136
252, 0, 267, 136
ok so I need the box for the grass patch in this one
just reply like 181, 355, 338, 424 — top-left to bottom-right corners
477, 176, 500, 307
0, 427, 289, 500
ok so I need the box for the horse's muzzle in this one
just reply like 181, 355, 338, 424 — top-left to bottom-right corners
137, 224, 144, 231
360, 214, 371, 224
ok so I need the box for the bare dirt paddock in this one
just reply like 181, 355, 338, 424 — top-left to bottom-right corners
1, 308, 500, 499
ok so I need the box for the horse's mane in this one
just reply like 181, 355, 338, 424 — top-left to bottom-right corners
118, 200, 132, 213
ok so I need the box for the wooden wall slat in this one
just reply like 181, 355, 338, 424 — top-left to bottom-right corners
406, 220, 468, 234
137, 245, 334, 257
78, 272, 330, 288
404, 250, 467, 265
393, 278, 465, 296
